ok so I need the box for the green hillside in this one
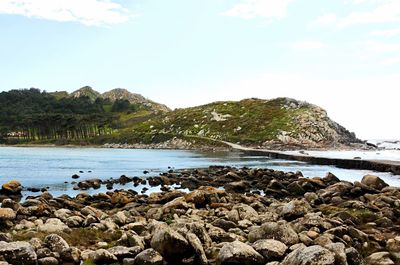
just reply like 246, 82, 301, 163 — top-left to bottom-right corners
105, 98, 359, 148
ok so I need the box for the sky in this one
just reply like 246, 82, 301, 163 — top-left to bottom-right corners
0, 0, 399, 140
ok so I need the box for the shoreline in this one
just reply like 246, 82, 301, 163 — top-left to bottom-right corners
0, 166, 398, 265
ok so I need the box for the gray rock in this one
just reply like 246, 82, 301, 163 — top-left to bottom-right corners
134, 248, 164, 265
365, 252, 394, 265
248, 221, 299, 245
38, 257, 59, 265
0, 241, 37, 265
345, 247, 365, 265
87, 249, 118, 264
44, 234, 70, 254
217, 240, 264, 265
150, 225, 192, 261
325, 242, 347, 265
108, 246, 142, 260
186, 232, 208, 265
361, 175, 388, 190
279, 199, 311, 220
252, 239, 288, 261
0, 208, 16, 221
281, 245, 335, 265
65, 216, 84, 227
38, 218, 70, 233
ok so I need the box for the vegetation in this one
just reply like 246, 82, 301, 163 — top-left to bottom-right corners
0, 88, 358, 147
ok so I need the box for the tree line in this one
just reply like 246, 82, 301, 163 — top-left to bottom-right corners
0, 88, 129, 142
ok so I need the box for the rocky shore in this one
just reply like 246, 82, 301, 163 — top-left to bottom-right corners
0, 167, 399, 265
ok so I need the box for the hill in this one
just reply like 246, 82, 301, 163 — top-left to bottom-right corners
110, 97, 360, 149
0, 89, 360, 149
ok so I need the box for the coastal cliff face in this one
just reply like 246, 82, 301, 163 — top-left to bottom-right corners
122, 97, 360, 149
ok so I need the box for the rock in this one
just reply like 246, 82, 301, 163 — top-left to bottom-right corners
212, 218, 236, 231
216, 240, 264, 265
87, 249, 118, 264
38, 257, 59, 265
44, 234, 70, 254
281, 245, 335, 265
65, 216, 84, 227
108, 246, 142, 260
1, 180, 22, 194
325, 243, 347, 265
279, 199, 311, 220
186, 232, 208, 265
134, 248, 164, 265
224, 181, 249, 193
184, 186, 225, 207
0, 241, 37, 265
1, 199, 20, 211
0, 208, 16, 221
387, 236, 400, 260
252, 239, 288, 261
54, 209, 72, 221
361, 175, 388, 190
150, 225, 192, 261
248, 221, 299, 245
117, 231, 145, 249
345, 247, 365, 265
365, 252, 394, 265
71, 174, 80, 179
38, 218, 70, 233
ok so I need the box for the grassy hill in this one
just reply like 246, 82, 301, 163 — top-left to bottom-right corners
103, 97, 359, 149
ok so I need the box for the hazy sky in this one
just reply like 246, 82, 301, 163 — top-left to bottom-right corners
0, 0, 399, 140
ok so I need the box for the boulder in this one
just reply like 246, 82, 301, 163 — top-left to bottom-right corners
108, 246, 142, 260
281, 245, 335, 265
1, 180, 22, 194
361, 175, 388, 190
0, 208, 16, 221
186, 232, 208, 265
248, 221, 299, 245
216, 240, 264, 265
279, 199, 311, 220
0, 241, 37, 265
365, 252, 394, 265
38, 218, 70, 233
252, 239, 288, 261
86, 249, 118, 264
134, 248, 164, 265
150, 225, 192, 261
44, 234, 70, 254
38, 257, 59, 265
345, 247, 365, 265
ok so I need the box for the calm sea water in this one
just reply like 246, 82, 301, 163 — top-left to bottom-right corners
0, 147, 399, 198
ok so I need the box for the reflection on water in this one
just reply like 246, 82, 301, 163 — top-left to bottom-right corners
0, 147, 398, 198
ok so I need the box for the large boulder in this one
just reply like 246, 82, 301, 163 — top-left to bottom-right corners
216, 240, 264, 265
0, 208, 16, 222
1, 180, 22, 194
279, 199, 312, 220
44, 234, 70, 254
134, 248, 164, 265
361, 175, 388, 190
0, 241, 37, 265
38, 218, 70, 233
150, 225, 193, 261
252, 239, 288, 261
248, 221, 299, 245
365, 252, 394, 265
281, 245, 335, 265
86, 249, 118, 264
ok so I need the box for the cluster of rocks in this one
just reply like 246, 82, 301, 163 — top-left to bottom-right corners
0, 167, 399, 265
